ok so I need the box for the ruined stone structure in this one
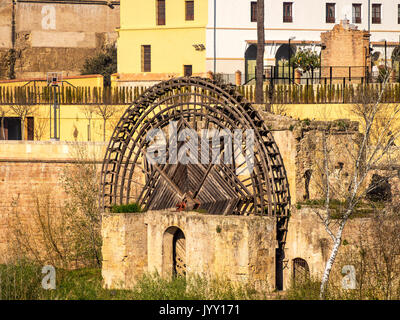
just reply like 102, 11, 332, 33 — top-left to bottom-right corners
321, 19, 371, 83
0, 79, 396, 291
100, 77, 364, 291
102, 210, 276, 291
0, 111, 391, 291
0, 0, 119, 79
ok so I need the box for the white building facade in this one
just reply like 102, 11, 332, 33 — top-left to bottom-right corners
205, 0, 400, 83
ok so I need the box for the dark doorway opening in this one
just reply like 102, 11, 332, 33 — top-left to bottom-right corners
184, 65, 193, 77
275, 247, 284, 290
0, 117, 22, 140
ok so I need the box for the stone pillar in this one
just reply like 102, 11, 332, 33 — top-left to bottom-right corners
295, 69, 302, 84
235, 70, 242, 86
320, 20, 371, 84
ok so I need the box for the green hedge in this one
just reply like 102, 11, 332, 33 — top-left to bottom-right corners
111, 202, 142, 213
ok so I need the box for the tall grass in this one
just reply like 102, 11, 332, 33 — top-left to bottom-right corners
0, 261, 260, 300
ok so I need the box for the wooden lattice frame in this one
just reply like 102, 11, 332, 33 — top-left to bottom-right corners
100, 77, 291, 244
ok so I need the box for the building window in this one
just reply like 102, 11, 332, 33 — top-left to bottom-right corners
326, 3, 336, 23
156, 0, 166, 25
184, 65, 192, 77
185, 0, 194, 20
251, 1, 257, 22
352, 4, 361, 24
141, 45, 151, 72
283, 2, 293, 23
398, 4, 400, 24
372, 4, 381, 24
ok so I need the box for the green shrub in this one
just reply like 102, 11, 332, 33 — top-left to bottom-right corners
285, 278, 322, 300
0, 259, 43, 300
111, 202, 142, 213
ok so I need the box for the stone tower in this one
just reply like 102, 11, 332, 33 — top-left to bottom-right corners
321, 19, 371, 84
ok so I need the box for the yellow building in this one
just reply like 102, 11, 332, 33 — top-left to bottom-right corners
115, 0, 208, 86
0, 75, 126, 142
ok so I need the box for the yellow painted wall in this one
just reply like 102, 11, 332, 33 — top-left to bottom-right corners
275, 103, 356, 121
118, 0, 208, 75
1, 104, 127, 142
0, 75, 104, 89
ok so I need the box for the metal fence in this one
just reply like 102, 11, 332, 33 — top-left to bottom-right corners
264, 65, 399, 86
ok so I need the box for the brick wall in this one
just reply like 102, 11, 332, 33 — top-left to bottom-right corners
321, 21, 371, 83
0, 141, 106, 263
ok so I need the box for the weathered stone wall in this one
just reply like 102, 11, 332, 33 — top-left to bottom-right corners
101, 207, 380, 291
321, 20, 370, 83
0, 1, 12, 78
0, 0, 120, 79
284, 206, 374, 289
0, 141, 106, 262
261, 111, 360, 204
101, 210, 276, 291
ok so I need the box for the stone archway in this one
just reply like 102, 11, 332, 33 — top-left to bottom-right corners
245, 44, 257, 83
275, 44, 296, 79
162, 226, 186, 277
293, 257, 310, 284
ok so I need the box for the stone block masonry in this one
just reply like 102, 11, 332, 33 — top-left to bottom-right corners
101, 210, 277, 291
321, 20, 371, 83
0, 0, 120, 79
0, 140, 107, 263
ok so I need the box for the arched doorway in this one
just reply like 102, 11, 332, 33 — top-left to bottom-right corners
275, 44, 296, 79
392, 46, 400, 81
293, 258, 310, 284
173, 228, 186, 276
162, 226, 186, 277
245, 44, 257, 83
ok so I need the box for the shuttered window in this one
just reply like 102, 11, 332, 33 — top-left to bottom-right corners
283, 2, 293, 23
326, 3, 336, 23
27, 117, 34, 141
185, 0, 194, 21
352, 4, 361, 24
157, 0, 166, 25
398, 4, 400, 24
372, 4, 381, 24
251, 2, 257, 22
397, 4, 400, 24
184, 65, 192, 77
141, 45, 151, 72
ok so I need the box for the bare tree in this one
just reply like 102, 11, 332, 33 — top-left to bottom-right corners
80, 105, 96, 141
315, 71, 400, 299
255, 0, 265, 106
8, 142, 102, 268
34, 116, 49, 141
9, 104, 37, 140
94, 104, 119, 141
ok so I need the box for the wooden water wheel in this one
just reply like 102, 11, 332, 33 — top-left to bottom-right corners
100, 77, 291, 252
